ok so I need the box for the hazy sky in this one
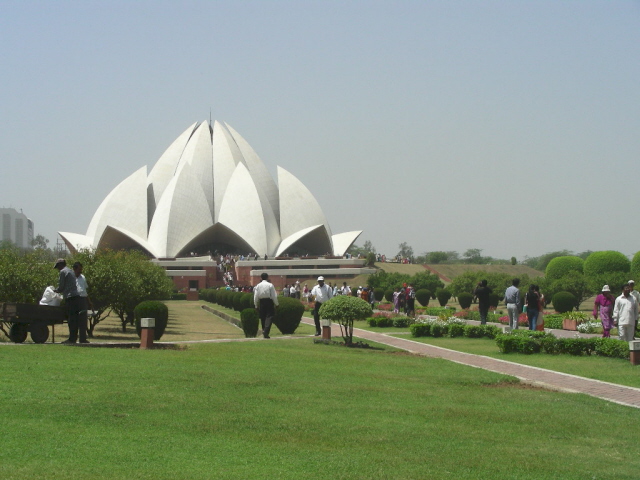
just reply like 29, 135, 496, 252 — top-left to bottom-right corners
2, 0, 639, 260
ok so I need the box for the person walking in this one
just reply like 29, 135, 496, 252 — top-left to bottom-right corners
614, 283, 638, 342
53, 259, 82, 344
311, 276, 333, 336
525, 284, 540, 331
628, 281, 640, 338
253, 273, 279, 339
504, 278, 521, 330
72, 261, 93, 343
474, 280, 492, 325
593, 285, 615, 338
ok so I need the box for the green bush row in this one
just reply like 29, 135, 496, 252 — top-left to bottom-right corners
495, 331, 629, 359
201, 288, 304, 335
410, 322, 500, 339
367, 316, 413, 328
418, 306, 457, 316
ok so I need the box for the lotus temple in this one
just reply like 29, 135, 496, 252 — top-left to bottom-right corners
59, 120, 374, 290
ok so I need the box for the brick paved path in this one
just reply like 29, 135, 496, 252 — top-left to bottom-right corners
302, 319, 640, 409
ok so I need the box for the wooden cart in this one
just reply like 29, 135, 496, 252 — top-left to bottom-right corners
1, 302, 67, 343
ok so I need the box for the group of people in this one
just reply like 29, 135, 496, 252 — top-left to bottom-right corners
49, 258, 93, 344
392, 284, 416, 316
254, 274, 335, 338
593, 280, 640, 341
500, 277, 640, 340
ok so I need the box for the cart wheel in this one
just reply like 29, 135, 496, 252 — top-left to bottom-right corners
9, 323, 28, 343
30, 323, 50, 344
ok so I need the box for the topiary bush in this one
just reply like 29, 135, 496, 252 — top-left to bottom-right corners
273, 297, 305, 334
319, 295, 372, 344
171, 293, 187, 300
545, 256, 584, 280
488, 293, 501, 308
373, 288, 385, 301
232, 292, 245, 312
458, 292, 473, 309
384, 289, 394, 302
584, 250, 630, 277
552, 291, 576, 313
415, 289, 431, 307
134, 300, 169, 341
240, 308, 259, 338
435, 288, 452, 307
199, 289, 216, 303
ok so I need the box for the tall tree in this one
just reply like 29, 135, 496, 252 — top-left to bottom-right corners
397, 242, 413, 259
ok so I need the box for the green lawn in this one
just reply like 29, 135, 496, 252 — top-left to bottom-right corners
1, 339, 639, 479
392, 333, 640, 389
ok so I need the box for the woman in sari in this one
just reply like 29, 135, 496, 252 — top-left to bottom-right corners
593, 285, 615, 338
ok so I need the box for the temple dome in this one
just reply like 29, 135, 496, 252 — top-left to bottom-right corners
60, 120, 361, 258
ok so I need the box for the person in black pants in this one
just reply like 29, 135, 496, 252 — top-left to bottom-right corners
253, 273, 279, 338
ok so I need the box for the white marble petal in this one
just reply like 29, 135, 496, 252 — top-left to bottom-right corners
58, 232, 94, 254
212, 121, 243, 222
277, 166, 332, 241
85, 165, 148, 248
148, 163, 214, 258
331, 231, 362, 256
225, 122, 280, 223
218, 163, 280, 256
148, 121, 198, 208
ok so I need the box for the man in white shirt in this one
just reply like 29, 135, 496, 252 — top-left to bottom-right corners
72, 262, 92, 344
341, 282, 351, 296
628, 281, 640, 337
253, 273, 279, 339
614, 283, 639, 342
311, 276, 333, 336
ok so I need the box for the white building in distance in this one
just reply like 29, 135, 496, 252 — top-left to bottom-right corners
1, 207, 34, 249
59, 120, 361, 259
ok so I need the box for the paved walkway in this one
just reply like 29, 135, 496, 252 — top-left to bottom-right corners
301, 318, 640, 409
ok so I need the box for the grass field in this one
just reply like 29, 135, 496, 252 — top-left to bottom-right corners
389, 333, 640, 389
2, 337, 640, 479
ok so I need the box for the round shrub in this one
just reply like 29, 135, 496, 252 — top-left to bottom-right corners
415, 289, 431, 307
134, 300, 169, 340
240, 308, 259, 338
436, 288, 452, 307
584, 251, 630, 277
552, 291, 576, 314
384, 289, 394, 302
273, 297, 305, 334
458, 292, 473, 310
199, 289, 216, 303
373, 287, 385, 301
631, 251, 640, 280
488, 293, 501, 308
545, 256, 584, 280
232, 292, 245, 312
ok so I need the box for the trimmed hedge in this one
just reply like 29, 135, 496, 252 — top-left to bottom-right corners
384, 289, 394, 302
436, 288, 452, 307
134, 300, 169, 341
240, 308, 259, 338
552, 291, 576, 313
415, 289, 431, 307
458, 292, 473, 309
495, 331, 629, 359
273, 297, 305, 334
171, 293, 187, 300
